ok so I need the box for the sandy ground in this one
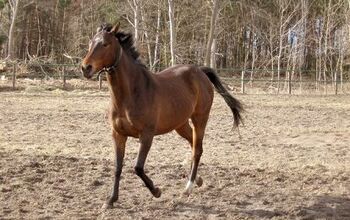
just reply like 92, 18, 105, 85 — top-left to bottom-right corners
0, 88, 350, 219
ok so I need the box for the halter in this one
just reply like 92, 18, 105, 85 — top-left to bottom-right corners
97, 46, 123, 79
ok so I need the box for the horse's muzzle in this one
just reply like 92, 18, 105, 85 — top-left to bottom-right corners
81, 64, 94, 79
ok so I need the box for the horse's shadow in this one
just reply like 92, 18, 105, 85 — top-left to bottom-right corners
242, 195, 350, 219
295, 195, 350, 220
147, 164, 350, 219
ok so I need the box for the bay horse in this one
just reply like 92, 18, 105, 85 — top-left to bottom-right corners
81, 23, 243, 208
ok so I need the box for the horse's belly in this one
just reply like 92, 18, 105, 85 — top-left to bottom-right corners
155, 107, 193, 135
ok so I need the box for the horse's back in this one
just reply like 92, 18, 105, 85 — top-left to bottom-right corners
152, 64, 214, 133
155, 64, 213, 92
155, 64, 213, 97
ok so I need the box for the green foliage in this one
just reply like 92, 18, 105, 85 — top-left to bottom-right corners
0, 0, 6, 10
0, 34, 7, 45
97, 1, 119, 24
59, 0, 71, 9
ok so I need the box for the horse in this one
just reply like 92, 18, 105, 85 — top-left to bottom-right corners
81, 23, 243, 208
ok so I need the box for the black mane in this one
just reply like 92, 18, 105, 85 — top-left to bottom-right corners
99, 23, 146, 69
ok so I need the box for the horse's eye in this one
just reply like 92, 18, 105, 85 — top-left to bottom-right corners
102, 43, 108, 47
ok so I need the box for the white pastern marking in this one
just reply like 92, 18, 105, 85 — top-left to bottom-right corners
185, 181, 194, 194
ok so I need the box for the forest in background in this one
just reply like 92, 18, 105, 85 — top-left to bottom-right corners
1, 0, 350, 84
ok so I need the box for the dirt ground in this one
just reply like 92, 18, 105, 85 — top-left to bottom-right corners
0, 88, 350, 219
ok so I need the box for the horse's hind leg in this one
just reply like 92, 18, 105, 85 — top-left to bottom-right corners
134, 132, 161, 198
184, 114, 208, 195
176, 122, 203, 187
176, 122, 193, 145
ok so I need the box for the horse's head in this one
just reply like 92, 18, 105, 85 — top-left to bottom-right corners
81, 23, 121, 79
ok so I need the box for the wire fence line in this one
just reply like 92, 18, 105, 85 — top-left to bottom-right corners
0, 62, 349, 95
220, 67, 349, 95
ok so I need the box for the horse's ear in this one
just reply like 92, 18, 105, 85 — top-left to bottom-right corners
110, 23, 120, 34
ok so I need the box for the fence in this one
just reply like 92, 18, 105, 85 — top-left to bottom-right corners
218, 68, 349, 95
0, 62, 105, 91
0, 62, 349, 95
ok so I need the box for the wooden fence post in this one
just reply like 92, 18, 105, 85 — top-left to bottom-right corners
62, 66, 66, 89
241, 70, 245, 94
288, 71, 292, 95
99, 73, 103, 90
12, 63, 16, 90
335, 71, 338, 95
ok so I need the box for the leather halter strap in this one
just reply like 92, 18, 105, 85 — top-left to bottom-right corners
97, 46, 123, 78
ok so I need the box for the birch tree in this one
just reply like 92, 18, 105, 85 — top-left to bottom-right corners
140, 3, 152, 68
167, 0, 176, 66
7, 0, 19, 59
205, 0, 220, 67
127, 0, 140, 46
152, 2, 161, 70
276, 0, 298, 93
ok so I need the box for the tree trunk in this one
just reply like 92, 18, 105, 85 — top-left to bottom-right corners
277, 22, 283, 94
210, 38, 216, 68
127, 0, 140, 47
133, 0, 140, 47
205, 0, 219, 67
152, 3, 161, 71
168, 0, 176, 66
140, 6, 152, 68
7, 0, 19, 59
61, 6, 66, 62
35, 3, 42, 57
340, 47, 344, 91
250, 36, 255, 86
322, 0, 332, 94
269, 27, 275, 81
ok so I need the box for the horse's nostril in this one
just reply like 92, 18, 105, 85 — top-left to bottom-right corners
86, 65, 92, 71
82, 64, 92, 73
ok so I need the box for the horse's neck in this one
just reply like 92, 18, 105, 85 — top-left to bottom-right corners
107, 56, 155, 110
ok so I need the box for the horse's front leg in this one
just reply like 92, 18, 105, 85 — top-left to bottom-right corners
134, 132, 161, 198
104, 131, 127, 209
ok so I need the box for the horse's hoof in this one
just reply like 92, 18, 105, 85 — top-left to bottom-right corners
183, 189, 191, 197
102, 202, 113, 210
152, 187, 162, 198
196, 176, 203, 187
183, 181, 194, 196
103, 196, 117, 210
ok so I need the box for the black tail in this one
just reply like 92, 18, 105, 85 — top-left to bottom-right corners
200, 66, 243, 127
